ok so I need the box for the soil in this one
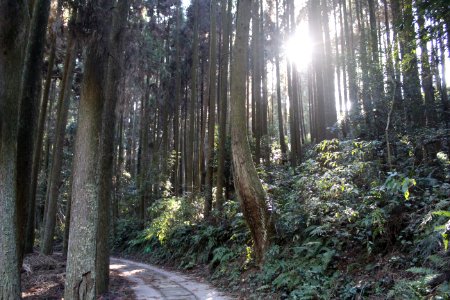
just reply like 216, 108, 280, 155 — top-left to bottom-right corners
21, 252, 136, 299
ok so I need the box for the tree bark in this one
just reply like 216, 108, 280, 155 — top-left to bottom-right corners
274, 0, 287, 163
16, 0, 51, 261
230, 0, 272, 265
96, 0, 129, 294
0, 0, 29, 298
204, 0, 218, 219
25, 1, 61, 254
64, 1, 110, 299
416, 4, 436, 126
252, 0, 262, 164
172, 3, 182, 196
186, 0, 199, 194
215, 0, 232, 212
41, 30, 77, 255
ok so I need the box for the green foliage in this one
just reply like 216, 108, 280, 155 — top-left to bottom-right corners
117, 131, 450, 299
383, 172, 417, 200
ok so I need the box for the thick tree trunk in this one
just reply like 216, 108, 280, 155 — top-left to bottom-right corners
0, 1, 29, 298
96, 0, 129, 294
230, 0, 272, 266
64, 1, 110, 299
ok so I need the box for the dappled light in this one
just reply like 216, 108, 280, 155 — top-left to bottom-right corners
1, 0, 449, 299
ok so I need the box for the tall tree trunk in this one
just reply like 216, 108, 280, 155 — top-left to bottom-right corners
367, 0, 384, 113
394, 0, 423, 126
416, 4, 436, 126
321, 0, 337, 137
275, 0, 287, 163
215, 0, 231, 213
17, 0, 51, 261
343, 0, 358, 114
260, 0, 270, 165
356, 0, 374, 132
204, 0, 218, 219
0, 0, 29, 298
41, 33, 77, 255
382, 0, 395, 104
64, 1, 110, 298
231, 0, 272, 266
38, 79, 57, 230
333, 0, 344, 117
438, 28, 449, 124
309, 0, 326, 142
25, 2, 61, 254
172, 3, 182, 196
252, 0, 262, 164
186, 0, 199, 194
96, 0, 129, 294
139, 88, 150, 223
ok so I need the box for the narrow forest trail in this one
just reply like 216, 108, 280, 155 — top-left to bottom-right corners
110, 258, 231, 300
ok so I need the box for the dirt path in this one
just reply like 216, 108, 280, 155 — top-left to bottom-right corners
110, 258, 231, 300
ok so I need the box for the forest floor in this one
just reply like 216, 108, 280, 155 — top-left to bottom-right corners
21, 252, 135, 299
20, 252, 230, 299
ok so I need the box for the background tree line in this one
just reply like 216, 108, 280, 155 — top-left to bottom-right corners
0, 0, 449, 298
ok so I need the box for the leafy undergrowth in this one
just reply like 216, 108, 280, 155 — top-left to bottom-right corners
116, 129, 450, 299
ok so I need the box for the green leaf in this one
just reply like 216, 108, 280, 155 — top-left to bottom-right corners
443, 233, 449, 251
404, 190, 410, 200
435, 225, 446, 231
433, 211, 450, 218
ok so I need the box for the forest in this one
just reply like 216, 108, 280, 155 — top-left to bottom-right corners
0, 0, 450, 299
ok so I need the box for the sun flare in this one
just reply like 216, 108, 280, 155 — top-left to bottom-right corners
284, 25, 313, 70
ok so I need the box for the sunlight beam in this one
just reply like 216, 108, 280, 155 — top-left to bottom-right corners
283, 23, 313, 70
